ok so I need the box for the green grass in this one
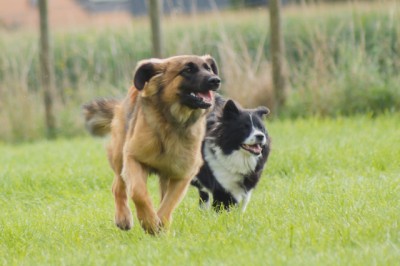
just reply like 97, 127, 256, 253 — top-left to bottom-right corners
1, 115, 399, 265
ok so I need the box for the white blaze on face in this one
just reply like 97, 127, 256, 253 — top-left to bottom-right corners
241, 114, 266, 156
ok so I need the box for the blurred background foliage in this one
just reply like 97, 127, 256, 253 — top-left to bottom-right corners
0, 1, 399, 142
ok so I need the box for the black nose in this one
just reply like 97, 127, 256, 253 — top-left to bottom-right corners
255, 133, 265, 142
208, 77, 221, 88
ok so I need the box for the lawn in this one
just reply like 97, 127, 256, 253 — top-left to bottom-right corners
1, 115, 399, 265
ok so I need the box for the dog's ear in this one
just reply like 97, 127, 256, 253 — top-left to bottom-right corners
254, 106, 270, 118
223, 100, 240, 120
133, 59, 163, 91
202, 55, 219, 75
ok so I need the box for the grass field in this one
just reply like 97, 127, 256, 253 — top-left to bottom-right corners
1, 115, 399, 265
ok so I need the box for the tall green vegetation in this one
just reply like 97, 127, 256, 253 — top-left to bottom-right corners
0, 2, 399, 142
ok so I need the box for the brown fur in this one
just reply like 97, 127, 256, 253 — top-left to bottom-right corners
82, 98, 119, 136
83, 55, 220, 234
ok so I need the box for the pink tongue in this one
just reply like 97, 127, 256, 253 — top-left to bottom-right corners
251, 145, 262, 153
244, 144, 262, 154
196, 91, 213, 103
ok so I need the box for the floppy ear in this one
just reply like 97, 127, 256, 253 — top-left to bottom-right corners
203, 55, 219, 75
223, 100, 240, 120
254, 106, 270, 118
133, 59, 162, 90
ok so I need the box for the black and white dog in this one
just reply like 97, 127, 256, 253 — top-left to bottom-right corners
191, 95, 271, 211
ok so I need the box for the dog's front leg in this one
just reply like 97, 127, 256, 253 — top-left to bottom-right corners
122, 156, 161, 234
157, 177, 191, 227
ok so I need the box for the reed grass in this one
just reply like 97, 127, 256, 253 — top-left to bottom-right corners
0, 2, 399, 142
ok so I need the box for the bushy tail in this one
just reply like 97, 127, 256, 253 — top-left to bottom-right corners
82, 98, 119, 137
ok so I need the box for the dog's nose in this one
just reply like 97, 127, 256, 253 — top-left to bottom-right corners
255, 133, 265, 143
208, 77, 221, 87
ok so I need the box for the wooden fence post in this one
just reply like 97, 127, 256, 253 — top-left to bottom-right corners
270, 0, 287, 112
38, 0, 56, 138
148, 0, 164, 58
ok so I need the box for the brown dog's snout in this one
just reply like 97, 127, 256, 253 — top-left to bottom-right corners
208, 76, 221, 85
207, 76, 221, 91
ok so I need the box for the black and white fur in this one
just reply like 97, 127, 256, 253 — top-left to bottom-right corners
191, 95, 270, 211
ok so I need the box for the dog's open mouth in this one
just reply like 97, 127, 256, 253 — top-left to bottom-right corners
189, 91, 213, 105
241, 143, 263, 155
182, 90, 214, 109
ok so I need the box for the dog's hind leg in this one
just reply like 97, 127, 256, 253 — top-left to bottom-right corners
199, 191, 210, 209
112, 174, 132, 230
190, 178, 210, 209
110, 157, 133, 230
122, 156, 161, 234
159, 177, 170, 202
108, 114, 133, 231
157, 177, 191, 227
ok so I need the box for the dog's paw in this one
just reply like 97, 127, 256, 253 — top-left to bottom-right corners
115, 209, 133, 231
116, 220, 132, 231
140, 216, 162, 235
157, 213, 172, 229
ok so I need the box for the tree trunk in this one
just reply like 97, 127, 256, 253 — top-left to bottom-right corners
38, 0, 56, 139
148, 0, 164, 58
269, 0, 287, 112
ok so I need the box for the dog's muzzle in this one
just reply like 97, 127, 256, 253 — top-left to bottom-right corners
181, 76, 221, 109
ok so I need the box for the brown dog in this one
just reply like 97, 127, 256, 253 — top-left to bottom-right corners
83, 55, 220, 234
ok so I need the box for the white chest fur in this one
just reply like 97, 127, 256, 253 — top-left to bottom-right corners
203, 140, 258, 204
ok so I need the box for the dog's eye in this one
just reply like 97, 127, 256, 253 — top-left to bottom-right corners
184, 67, 193, 73
182, 63, 198, 75
204, 64, 211, 72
